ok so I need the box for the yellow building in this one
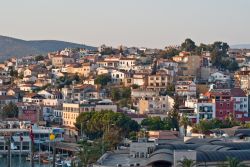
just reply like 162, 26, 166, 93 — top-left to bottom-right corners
62, 103, 81, 127
66, 63, 91, 77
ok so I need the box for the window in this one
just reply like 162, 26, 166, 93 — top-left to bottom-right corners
220, 111, 223, 115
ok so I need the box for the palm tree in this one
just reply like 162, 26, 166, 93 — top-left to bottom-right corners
180, 114, 191, 136
177, 157, 196, 167
226, 157, 246, 167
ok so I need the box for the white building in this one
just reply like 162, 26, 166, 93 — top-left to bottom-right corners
209, 71, 230, 83
175, 81, 196, 97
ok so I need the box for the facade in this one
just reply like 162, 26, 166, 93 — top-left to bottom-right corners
110, 70, 130, 84
52, 55, 75, 67
209, 71, 231, 83
147, 71, 172, 91
138, 95, 174, 114
175, 81, 196, 97
196, 100, 216, 122
62, 103, 82, 127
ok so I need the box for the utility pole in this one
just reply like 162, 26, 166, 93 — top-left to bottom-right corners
52, 141, 56, 167
7, 135, 11, 167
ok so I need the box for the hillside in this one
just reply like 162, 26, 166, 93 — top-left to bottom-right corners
0, 35, 96, 60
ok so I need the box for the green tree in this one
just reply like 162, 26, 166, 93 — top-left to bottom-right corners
2, 102, 19, 118
120, 87, 131, 98
226, 157, 246, 167
111, 88, 120, 101
35, 55, 45, 61
181, 38, 196, 52
177, 157, 196, 167
131, 84, 140, 89
192, 120, 211, 134
94, 74, 111, 86
10, 69, 18, 78
141, 116, 172, 131
180, 115, 191, 136
159, 48, 180, 59
168, 96, 180, 131
78, 140, 102, 167
75, 111, 140, 140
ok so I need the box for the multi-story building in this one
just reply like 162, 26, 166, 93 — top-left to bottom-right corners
206, 88, 249, 120
63, 100, 117, 127
147, 71, 173, 91
234, 70, 250, 91
138, 95, 174, 114
195, 99, 216, 122
110, 69, 131, 85
175, 81, 196, 97
185, 98, 216, 123
66, 63, 93, 77
231, 88, 249, 118
52, 55, 75, 67
62, 103, 82, 127
176, 54, 201, 77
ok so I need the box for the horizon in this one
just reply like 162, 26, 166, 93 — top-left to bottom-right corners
0, 0, 250, 48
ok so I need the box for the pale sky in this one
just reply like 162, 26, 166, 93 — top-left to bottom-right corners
0, 0, 250, 48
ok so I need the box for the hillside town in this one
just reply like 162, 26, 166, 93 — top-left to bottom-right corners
2, 39, 250, 167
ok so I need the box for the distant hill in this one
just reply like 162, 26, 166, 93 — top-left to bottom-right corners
230, 44, 250, 49
0, 35, 96, 60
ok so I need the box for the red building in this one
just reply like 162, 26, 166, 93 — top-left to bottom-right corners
19, 110, 39, 123
205, 89, 235, 120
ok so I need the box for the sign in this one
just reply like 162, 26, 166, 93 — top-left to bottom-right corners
49, 133, 55, 141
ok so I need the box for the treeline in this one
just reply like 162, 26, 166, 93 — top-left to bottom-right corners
160, 38, 239, 72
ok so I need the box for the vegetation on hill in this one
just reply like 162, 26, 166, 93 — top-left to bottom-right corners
0, 35, 96, 61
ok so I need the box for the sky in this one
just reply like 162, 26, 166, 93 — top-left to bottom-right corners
0, 0, 250, 48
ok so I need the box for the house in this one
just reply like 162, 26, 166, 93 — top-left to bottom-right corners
0, 76, 11, 85
17, 103, 40, 124
52, 55, 75, 67
62, 103, 85, 127
234, 71, 250, 91
172, 51, 191, 62
23, 93, 45, 104
138, 95, 174, 114
185, 98, 216, 123
66, 63, 93, 77
204, 89, 238, 120
147, 70, 173, 91
110, 70, 131, 85
96, 67, 111, 75
176, 54, 201, 77
209, 71, 231, 83
133, 73, 148, 86
19, 84, 38, 92
118, 57, 136, 70
61, 84, 96, 101
230, 88, 248, 118
175, 81, 197, 97
157, 58, 178, 73
23, 68, 33, 77
23, 75, 37, 83
83, 79, 95, 85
